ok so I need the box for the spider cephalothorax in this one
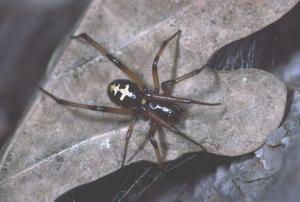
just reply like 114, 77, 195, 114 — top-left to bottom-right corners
40, 30, 220, 168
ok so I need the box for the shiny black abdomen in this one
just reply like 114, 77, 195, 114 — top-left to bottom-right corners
107, 79, 142, 107
146, 101, 183, 122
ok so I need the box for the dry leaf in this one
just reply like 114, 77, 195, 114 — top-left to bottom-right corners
0, 0, 295, 201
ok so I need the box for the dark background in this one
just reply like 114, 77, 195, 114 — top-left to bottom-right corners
0, 0, 90, 148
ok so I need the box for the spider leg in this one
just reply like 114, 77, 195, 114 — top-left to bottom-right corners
126, 135, 149, 163
152, 30, 181, 94
40, 87, 133, 115
71, 33, 146, 90
148, 120, 164, 168
145, 93, 221, 106
161, 64, 208, 93
142, 108, 207, 152
121, 115, 138, 167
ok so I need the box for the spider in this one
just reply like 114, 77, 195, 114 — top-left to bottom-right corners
40, 30, 220, 168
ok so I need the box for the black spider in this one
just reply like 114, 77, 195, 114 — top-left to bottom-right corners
40, 30, 220, 168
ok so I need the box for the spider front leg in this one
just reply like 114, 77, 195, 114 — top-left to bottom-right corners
145, 93, 221, 106
39, 87, 134, 115
71, 33, 146, 91
152, 30, 181, 94
161, 64, 208, 93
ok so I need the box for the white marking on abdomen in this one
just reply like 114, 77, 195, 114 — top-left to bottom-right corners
119, 85, 133, 100
110, 84, 133, 101
110, 84, 120, 95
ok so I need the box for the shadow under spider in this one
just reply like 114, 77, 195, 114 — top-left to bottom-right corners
55, 152, 240, 202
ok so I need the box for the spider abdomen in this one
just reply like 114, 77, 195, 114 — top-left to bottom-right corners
107, 79, 142, 107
